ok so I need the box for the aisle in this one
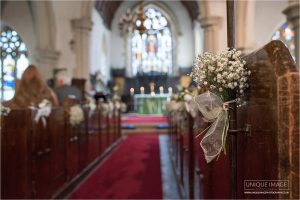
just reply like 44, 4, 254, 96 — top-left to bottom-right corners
69, 135, 162, 199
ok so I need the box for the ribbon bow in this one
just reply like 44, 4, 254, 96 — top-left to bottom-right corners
1, 104, 11, 116
194, 91, 237, 163
29, 100, 52, 127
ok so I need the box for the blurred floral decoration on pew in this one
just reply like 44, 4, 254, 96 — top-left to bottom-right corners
96, 84, 126, 119
85, 95, 97, 118
190, 48, 251, 163
70, 104, 84, 126
0, 103, 11, 116
165, 87, 199, 133
112, 84, 127, 113
29, 99, 52, 127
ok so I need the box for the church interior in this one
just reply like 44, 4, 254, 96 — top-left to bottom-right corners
1, 0, 299, 199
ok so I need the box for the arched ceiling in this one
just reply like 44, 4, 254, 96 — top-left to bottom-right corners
94, 0, 200, 29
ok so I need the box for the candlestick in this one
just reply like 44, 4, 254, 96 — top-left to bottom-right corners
168, 87, 172, 94
140, 86, 144, 94
159, 86, 164, 94
130, 88, 134, 95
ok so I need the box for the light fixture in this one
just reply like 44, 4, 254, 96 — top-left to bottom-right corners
118, 9, 133, 36
135, 5, 147, 35
118, 4, 148, 36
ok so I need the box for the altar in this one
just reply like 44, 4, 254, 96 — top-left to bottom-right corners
134, 94, 170, 115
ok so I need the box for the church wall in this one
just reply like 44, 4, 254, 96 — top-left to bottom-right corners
1, 1, 37, 61
110, 1, 135, 70
206, 0, 228, 53
193, 21, 204, 56
166, 1, 194, 70
253, 0, 288, 49
51, 1, 82, 76
90, 8, 111, 84
205, 0, 288, 53
110, 0, 195, 73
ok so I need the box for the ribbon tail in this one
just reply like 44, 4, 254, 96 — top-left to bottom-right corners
200, 111, 227, 163
222, 111, 229, 155
34, 111, 41, 123
42, 117, 47, 127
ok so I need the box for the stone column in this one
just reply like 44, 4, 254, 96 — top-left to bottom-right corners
125, 29, 132, 77
71, 18, 93, 90
199, 16, 222, 52
32, 48, 60, 80
283, 1, 299, 68
193, 20, 204, 56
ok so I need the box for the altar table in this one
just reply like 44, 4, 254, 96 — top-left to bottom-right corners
134, 94, 170, 115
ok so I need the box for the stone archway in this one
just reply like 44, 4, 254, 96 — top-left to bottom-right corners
1, 0, 60, 80
30, 1, 60, 79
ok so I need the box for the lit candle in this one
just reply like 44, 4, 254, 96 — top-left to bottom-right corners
159, 86, 164, 94
168, 87, 172, 94
130, 88, 134, 95
140, 86, 144, 94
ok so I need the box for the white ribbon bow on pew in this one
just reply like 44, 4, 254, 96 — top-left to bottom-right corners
194, 91, 237, 163
0, 104, 11, 116
29, 99, 52, 127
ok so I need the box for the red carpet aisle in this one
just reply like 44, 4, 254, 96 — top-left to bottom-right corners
70, 135, 162, 199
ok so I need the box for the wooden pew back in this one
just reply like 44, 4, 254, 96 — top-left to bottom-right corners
1, 103, 122, 199
237, 40, 299, 199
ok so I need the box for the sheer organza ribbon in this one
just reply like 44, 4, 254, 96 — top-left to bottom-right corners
194, 91, 237, 163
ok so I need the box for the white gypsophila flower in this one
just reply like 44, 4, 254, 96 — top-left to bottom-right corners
70, 105, 84, 126
190, 48, 250, 96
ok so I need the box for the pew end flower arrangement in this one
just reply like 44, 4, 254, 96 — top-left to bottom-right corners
190, 48, 251, 163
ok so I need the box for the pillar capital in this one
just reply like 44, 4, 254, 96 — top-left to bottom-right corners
32, 48, 60, 62
31, 48, 61, 80
71, 18, 93, 31
198, 16, 222, 29
198, 16, 222, 52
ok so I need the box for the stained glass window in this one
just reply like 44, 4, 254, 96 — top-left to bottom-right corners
0, 26, 29, 101
272, 22, 295, 60
131, 7, 172, 75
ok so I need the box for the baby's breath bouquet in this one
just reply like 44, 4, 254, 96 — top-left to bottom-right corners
190, 49, 250, 101
190, 49, 250, 163
70, 105, 84, 126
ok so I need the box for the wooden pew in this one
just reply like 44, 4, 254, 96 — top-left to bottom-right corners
167, 40, 299, 199
32, 108, 66, 198
1, 109, 33, 199
237, 40, 299, 199
86, 107, 101, 164
1, 102, 122, 199
168, 111, 197, 199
